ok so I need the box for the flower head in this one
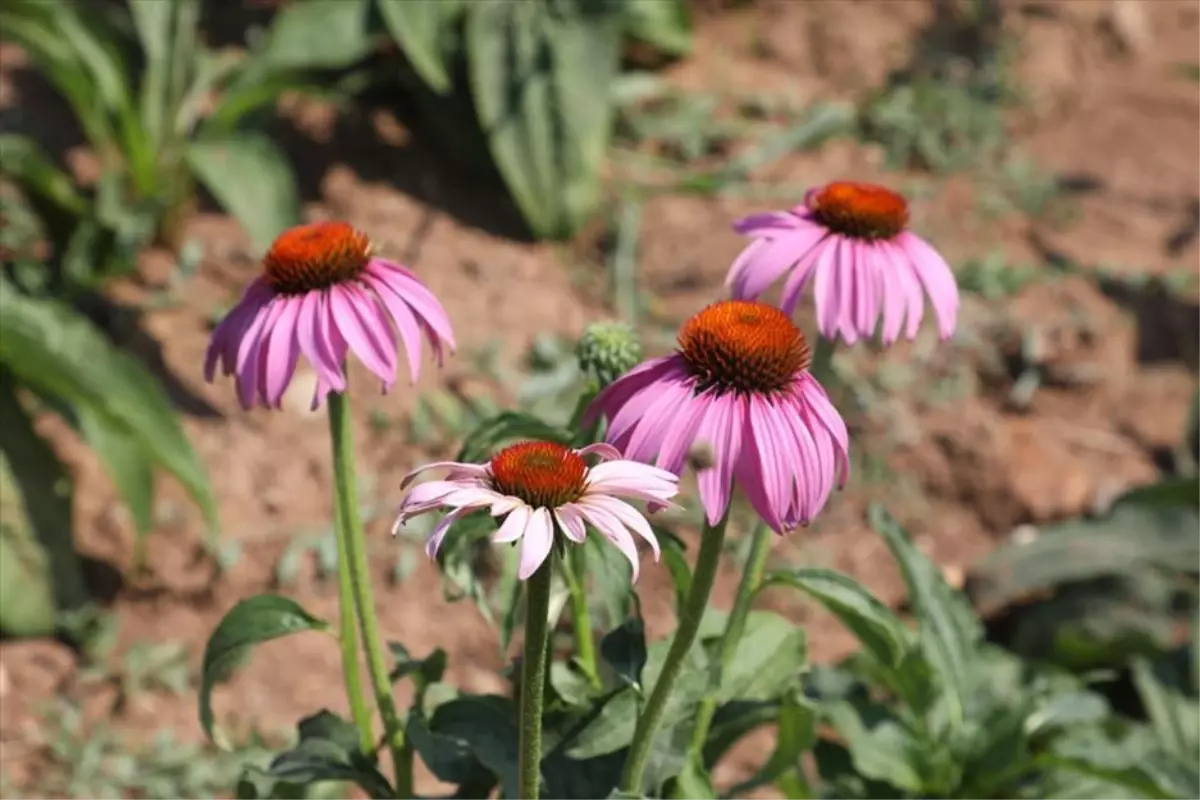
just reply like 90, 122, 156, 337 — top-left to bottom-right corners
576, 320, 643, 387
205, 221, 455, 410
727, 181, 959, 346
584, 300, 849, 533
393, 441, 678, 580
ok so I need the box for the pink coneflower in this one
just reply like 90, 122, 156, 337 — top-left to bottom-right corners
585, 300, 848, 533
393, 441, 678, 580
205, 221, 455, 410
727, 181, 959, 345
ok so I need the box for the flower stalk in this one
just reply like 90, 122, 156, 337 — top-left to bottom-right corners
328, 391, 412, 797
620, 508, 731, 794
519, 553, 556, 800
687, 520, 772, 758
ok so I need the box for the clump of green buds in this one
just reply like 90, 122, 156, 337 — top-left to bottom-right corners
575, 320, 642, 388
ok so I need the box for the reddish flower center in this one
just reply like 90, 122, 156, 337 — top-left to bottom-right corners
262, 221, 371, 294
490, 441, 588, 508
808, 181, 909, 240
678, 300, 810, 394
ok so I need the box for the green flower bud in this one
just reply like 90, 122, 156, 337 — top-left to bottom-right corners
576, 321, 642, 387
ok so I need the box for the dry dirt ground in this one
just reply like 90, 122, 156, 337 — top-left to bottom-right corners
1, 0, 1198, 796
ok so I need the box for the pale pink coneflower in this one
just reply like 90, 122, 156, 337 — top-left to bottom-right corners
205, 221, 455, 410
585, 300, 849, 534
727, 181, 959, 345
393, 441, 679, 580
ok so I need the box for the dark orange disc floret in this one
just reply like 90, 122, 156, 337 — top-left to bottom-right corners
808, 181, 909, 240
678, 300, 810, 395
490, 441, 588, 508
262, 221, 371, 295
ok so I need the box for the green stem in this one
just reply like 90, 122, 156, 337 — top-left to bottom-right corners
333, 507, 374, 755
328, 392, 412, 797
687, 521, 773, 758
519, 555, 555, 800
810, 336, 838, 389
620, 510, 731, 795
559, 545, 600, 688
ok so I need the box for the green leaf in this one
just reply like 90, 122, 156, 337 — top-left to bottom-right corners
600, 617, 647, 691
823, 699, 925, 793
760, 568, 910, 670
0, 134, 86, 215
869, 503, 979, 727
258, 0, 373, 70
377, 0, 464, 94
242, 710, 393, 799
466, 0, 621, 239
127, 0, 185, 149
425, 695, 519, 796
716, 611, 807, 704
1113, 477, 1200, 510
199, 595, 331, 746
726, 689, 816, 797
77, 406, 155, 538
0, 280, 219, 540
1132, 657, 1200, 758
622, 0, 692, 59
565, 687, 639, 759
455, 410, 572, 463
670, 756, 717, 799
0, 371, 89, 633
187, 133, 301, 254
388, 641, 447, 694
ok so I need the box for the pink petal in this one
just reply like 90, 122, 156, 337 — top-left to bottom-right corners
731, 210, 805, 236
583, 356, 680, 429
368, 260, 457, 352
424, 507, 469, 559
654, 387, 712, 476
897, 232, 959, 339
730, 224, 829, 300
694, 393, 742, 526
234, 296, 285, 409
554, 506, 587, 543
205, 278, 273, 381
261, 296, 303, 408
576, 495, 659, 560
809, 236, 845, 340
364, 270, 427, 386
494, 505, 531, 544
328, 284, 395, 388
578, 442, 624, 462
401, 461, 488, 489
575, 502, 641, 581
518, 508, 554, 580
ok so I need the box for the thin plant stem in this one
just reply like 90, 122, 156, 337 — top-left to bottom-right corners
687, 520, 773, 758
328, 391, 412, 797
810, 336, 838, 389
559, 545, 600, 689
620, 508, 731, 795
333, 504, 374, 755
519, 554, 555, 800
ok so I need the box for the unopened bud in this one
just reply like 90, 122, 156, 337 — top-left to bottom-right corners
576, 321, 642, 387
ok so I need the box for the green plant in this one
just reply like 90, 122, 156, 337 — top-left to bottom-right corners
0, 274, 217, 637
1, 0, 315, 276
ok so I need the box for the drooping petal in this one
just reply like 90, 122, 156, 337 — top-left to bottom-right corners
328, 284, 394, 387
575, 501, 641, 581
730, 222, 829, 300
261, 295, 303, 408
494, 504, 532, 544
554, 506, 587, 543
517, 507, 554, 580
424, 507, 470, 559
583, 355, 681, 429
577, 442, 623, 462
363, 269, 425, 386
809, 236, 844, 339
576, 494, 660, 560
400, 461, 489, 489
367, 259, 457, 352
693, 393, 743, 526
654, 385, 712, 477
205, 278, 273, 381
897, 232, 959, 339
234, 296, 286, 409
731, 210, 804, 236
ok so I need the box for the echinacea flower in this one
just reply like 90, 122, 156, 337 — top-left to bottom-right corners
393, 441, 678, 580
584, 300, 848, 533
727, 181, 959, 345
205, 221, 455, 410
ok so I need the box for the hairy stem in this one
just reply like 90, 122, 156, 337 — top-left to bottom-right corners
519, 555, 555, 800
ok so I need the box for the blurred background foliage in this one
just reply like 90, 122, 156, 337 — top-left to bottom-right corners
0, 0, 1198, 797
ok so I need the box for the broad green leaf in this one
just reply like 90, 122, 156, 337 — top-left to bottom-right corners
670, 756, 717, 799
587, 526, 634, 632
565, 687, 639, 759
1132, 657, 1200, 758
199, 595, 331, 746
622, 0, 692, 59
258, 0, 372, 70
726, 689, 816, 798
823, 699, 925, 793
0, 372, 91, 632
716, 610, 806, 704
127, 0, 187, 149
701, 700, 778, 768
239, 711, 393, 799
77, 406, 155, 539
1113, 477, 1200, 510
455, 410, 572, 463
466, 0, 621, 239
600, 617, 647, 691
0, 134, 86, 215
760, 567, 910, 670
388, 641, 448, 690
0, 425, 58, 637
377, 0, 464, 94
869, 503, 979, 727
0, 280, 219, 539
187, 133, 301, 254
428, 695, 519, 797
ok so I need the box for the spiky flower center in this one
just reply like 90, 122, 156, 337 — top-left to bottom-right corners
262, 221, 371, 295
809, 181, 909, 240
490, 441, 588, 509
678, 300, 810, 395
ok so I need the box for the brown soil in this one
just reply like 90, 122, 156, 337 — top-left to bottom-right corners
2, 0, 1198, 796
